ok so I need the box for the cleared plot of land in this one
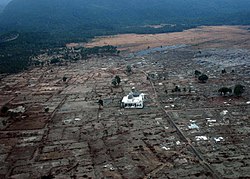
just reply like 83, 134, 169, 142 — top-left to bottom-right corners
84, 26, 250, 51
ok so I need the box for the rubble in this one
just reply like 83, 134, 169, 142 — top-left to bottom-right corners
188, 123, 199, 130
214, 137, 224, 142
195, 136, 208, 141
8, 106, 25, 113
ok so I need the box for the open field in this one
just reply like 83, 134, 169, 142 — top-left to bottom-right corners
1, 26, 250, 178
83, 26, 250, 52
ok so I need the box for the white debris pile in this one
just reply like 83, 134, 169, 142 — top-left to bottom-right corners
188, 123, 199, 130
206, 118, 217, 127
195, 136, 208, 141
161, 145, 171, 151
8, 106, 25, 113
22, 136, 39, 142
214, 137, 224, 142
167, 98, 174, 103
194, 49, 250, 67
103, 164, 115, 171
220, 110, 228, 116
174, 158, 188, 165
155, 118, 162, 125
63, 119, 74, 124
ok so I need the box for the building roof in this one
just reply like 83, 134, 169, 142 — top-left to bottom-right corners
122, 92, 144, 104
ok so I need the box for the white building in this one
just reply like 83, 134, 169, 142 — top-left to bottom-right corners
121, 89, 145, 109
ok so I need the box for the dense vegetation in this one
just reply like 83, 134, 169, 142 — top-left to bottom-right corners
1, 0, 250, 34
0, 32, 118, 74
0, 32, 66, 74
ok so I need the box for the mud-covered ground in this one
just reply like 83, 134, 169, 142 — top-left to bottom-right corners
1, 27, 250, 178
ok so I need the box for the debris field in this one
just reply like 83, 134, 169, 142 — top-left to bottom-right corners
0, 44, 250, 179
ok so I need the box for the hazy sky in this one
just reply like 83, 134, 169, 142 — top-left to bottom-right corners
0, 0, 11, 5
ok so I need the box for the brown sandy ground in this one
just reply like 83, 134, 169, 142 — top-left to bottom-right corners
82, 26, 250, 52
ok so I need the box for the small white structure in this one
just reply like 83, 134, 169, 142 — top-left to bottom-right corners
121, 88, 144, 109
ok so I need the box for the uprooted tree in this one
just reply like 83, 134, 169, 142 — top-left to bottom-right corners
218, 87, 232, 96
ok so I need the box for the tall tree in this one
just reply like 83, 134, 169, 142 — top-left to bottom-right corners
198, 74, 208, 83
234, 84, 245, 96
